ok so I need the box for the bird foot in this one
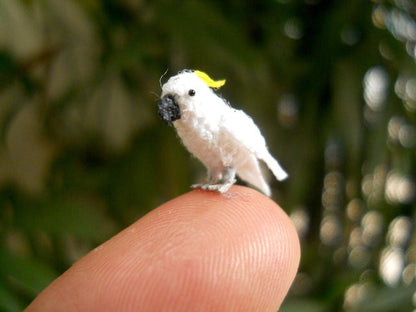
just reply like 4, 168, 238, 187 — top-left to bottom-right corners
191, 179, 236, 194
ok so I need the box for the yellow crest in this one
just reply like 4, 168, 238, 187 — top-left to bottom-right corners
194, 70, 226, 89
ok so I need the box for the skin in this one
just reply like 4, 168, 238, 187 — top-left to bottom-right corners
25, 185, 300, 312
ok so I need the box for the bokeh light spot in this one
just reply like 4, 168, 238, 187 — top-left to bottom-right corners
379, 246, 405, 287
363, 66, 389, 111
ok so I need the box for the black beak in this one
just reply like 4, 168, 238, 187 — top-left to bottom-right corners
157, 94, 181, 126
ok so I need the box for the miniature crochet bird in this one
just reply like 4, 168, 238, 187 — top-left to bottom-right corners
157, 70, 288, 196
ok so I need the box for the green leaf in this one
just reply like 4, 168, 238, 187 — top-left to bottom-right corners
0, 283, 24, 312
13, 195, 116, 241
0, 249, 58, 297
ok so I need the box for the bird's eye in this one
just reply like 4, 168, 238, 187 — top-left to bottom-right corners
188, 89, 196, 96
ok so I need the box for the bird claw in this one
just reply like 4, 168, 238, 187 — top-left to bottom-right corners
191, 179, 236, 194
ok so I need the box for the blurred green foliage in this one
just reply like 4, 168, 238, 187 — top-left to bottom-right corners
0, 0, 415, 311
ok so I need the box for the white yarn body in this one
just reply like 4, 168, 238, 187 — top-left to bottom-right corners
161, 71, 288, 196
176, 100, 254, 176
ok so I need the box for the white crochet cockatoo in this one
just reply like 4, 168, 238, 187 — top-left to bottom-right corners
157, 70, 288, 196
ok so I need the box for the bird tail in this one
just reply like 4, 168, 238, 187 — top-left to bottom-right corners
260, 152, 288, 181
237, 155, 271, 196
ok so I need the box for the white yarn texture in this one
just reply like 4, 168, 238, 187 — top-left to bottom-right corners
161, 70, 288, 196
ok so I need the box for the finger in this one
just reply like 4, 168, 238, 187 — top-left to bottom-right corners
26, 185, 300, 312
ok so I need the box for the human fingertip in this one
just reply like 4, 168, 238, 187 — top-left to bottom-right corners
26, 185, 300, 312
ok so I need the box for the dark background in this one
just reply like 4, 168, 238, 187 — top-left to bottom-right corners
0, 0, 415, 311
